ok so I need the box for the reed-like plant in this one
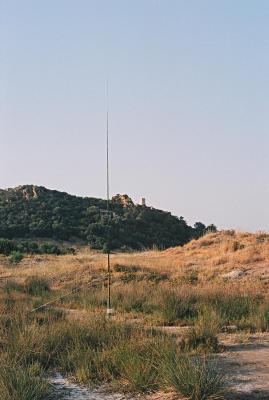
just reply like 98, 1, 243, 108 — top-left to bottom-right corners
162, 352, 226, 400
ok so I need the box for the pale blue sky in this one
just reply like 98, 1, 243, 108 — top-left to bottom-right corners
0, 0, 268, 231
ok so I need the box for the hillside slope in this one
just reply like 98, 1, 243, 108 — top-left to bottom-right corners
162, 230, 269, 286
0, 185, 214, 250
3, 230, 267, 291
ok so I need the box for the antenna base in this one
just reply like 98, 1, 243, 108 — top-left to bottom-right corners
106, 308, 114, 317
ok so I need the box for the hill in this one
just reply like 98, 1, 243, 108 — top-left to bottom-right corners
0, 185, 215, 250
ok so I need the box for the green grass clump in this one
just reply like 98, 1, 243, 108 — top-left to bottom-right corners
112, 285, 157, 314
163, 353, 226, 400
209, 293, 261, 322
9, 251, 23, 264
251, 305, 269, 332
4, 280, 24, 293
181, 311, 220, 353
161, 290, 198, 324
114, 263, 141, 273
0, 362, 50, 400
24, 277, 51, 296
115, 339, 162, 393
56, 323, 167, 390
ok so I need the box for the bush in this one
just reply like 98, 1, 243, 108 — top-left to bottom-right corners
0, 238, 71, 257
9, 251, 23, 264
9, 250, 23, 264
17, 241, 40, 254
39, 243, 61, 255
0, 238, 16, 255
162, 353, 226, 400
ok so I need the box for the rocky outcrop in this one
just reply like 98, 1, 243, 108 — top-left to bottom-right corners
111, 194, 134, 207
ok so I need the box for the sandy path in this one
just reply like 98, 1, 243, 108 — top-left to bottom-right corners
220, 333, 269, 399
50, 374, 125, 400
50, 374, 173, 400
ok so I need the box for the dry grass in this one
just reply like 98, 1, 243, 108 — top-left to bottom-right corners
0, 231, 267, 326
0, 230, 269, 398
0, 231, 268, 291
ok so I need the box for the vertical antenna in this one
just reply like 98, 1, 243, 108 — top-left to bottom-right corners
106, 81, 112, 317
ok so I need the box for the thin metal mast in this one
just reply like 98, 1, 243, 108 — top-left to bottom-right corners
106, 82, 112, 317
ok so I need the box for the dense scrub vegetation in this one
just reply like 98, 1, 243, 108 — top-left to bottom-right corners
0, 238, 75, 257
0, 185, 216, 250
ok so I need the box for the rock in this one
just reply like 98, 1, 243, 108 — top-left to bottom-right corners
221, 325, 238, 333
222, 269, 245, 280
111, 194, 134, 207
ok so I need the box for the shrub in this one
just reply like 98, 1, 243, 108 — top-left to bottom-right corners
0, 238, 15, 255
39, 243, 61, 255
9, 251, 23, 264
17, 241, 40, 254
66, 247, 76, 255
59, 346, 105, 384
30, 308, 65, 326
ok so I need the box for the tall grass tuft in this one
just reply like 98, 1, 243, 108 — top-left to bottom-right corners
161, 289, 198, 324
115, 339, 161, 393
24, 277, 51, 296
0, 362, 50, 400
181, 311, 221, 353
253, 306, 269, 332
163, 352, 226, 400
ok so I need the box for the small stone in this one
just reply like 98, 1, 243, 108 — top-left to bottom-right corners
222, 269, 245, 280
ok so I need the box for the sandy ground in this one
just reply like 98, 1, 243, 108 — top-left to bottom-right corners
50, 374, 124, 400
220, 333, 269, 399
50, 374, 173, 400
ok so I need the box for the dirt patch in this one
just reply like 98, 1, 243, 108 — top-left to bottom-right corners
219, 333, 269, 399
50, 374, 175, 400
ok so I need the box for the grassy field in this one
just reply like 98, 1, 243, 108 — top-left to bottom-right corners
0, 230, 268, 399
